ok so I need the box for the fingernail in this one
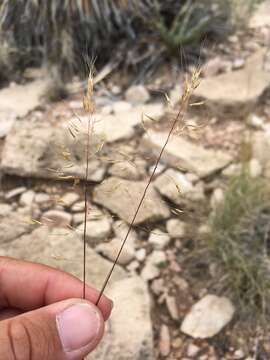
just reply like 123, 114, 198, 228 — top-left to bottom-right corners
56, 303, 100, 352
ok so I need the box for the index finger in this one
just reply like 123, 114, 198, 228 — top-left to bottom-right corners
0, 257, 112, 320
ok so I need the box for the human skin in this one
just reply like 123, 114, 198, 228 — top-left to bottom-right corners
0, 256, 113, 360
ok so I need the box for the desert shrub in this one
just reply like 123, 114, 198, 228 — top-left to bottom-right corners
209, 169, 270, 322
0, 0, 233, 81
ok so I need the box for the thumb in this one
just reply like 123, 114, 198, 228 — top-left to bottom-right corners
0, 299, 105, 360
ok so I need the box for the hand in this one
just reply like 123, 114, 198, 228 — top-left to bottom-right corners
0, 256, 113, 360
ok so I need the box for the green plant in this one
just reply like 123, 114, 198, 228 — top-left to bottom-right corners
150, 0, 212, 54
0, 0, 232, 81
209, 168, 270, 322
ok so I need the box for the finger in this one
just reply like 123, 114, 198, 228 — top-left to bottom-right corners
0, 299, 104, 360
0, 309, 22, 321
0, 257, 112, 320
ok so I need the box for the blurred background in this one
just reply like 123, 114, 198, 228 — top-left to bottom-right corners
0, 1, 270, 359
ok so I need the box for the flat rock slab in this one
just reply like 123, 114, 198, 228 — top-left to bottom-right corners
1, 103, 164, 179
249, 0, 270, 28
89, 277, 154, 360
142, 131, 231, 178
0, 79, 48, 118
0, 210, 34, 244
193, 50, 270, 118
181, 294, 235, 339
93, 177, 170, 224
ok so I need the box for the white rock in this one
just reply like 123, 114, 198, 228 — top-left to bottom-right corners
0, 111, 16, 138
187, 344, 200, 358
96, 237, 135, 266
41, 210, 72, 228
249, 0, 270, 28
181, 294, 235, 339
148, 229, 170, 250
108, 161, 141, 180
210, 188, 224, 209
154, 169, 204, 204
166, 219, 186, 238
136, 248, 146, 262
222, 163, 241, 177
112, 220, 138, 246
93, 177, 170, 225
143, 131, 231, 178
5, 187, 26, 200
232, 58, 245, 70
202, 56, 231, 77
72, 212, 85, 225
91, 276, 154, 360
141, 251, 167, 281
35, 193, 51, 205
112, 101, 132, 113
0, 211, 33, 243
247, 114, 265, 129
249, 158, 262, 178
77, 216, 111, 245
71, 201, 85, 213
19, 190, 35, 207
194, 50, 270, 118
0, 203, 12, 217
125, 85, 150, 104
0, 79, 48, 118
61, 192, 80, 207
233, 349, 245, 359
159, 325, 171, 357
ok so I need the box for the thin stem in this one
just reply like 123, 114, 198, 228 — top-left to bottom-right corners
95, 106, 185, 305
83, 118, 91, 299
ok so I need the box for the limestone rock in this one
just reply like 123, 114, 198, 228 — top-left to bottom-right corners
41, 210, 72, 228
112, 101, 132, 113
108, 161, 141, 180
148, 229, 170, 250
5, 187, 26, 200
154, 169, 205, 204
252, 130, 270, 177
125, 85, 150, 104
20, 190, 35, 207
89, 277, 154, 360
61, 192, 80, 207
112, 220, 138, 246
166, 219, 186, 238
141, 251, 167, 281
159, 325, 171, 357
0, 210, 33, 243
181, 295, 235, 339
93, 177, 170, 225
249, 0, 270, 28
0, 110, 16, 138
77, 216, 112, 246
1, 116, 104, 180
210, 188, 224, 210
0, 204, 12, 217
0, 79, 48, 118
249, 158, 262, 178
96, 237, 135, 266
193, 50, 270, 118
142, 131, 231, 178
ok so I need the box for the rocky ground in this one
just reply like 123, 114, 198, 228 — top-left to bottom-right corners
1, 2, 270, 360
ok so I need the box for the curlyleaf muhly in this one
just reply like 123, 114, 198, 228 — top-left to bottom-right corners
82, 69, 95, 299
93, 65, 202, 305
